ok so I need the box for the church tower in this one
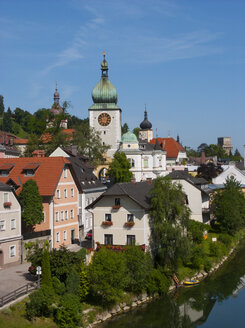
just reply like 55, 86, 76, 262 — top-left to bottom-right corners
89, 53, 122, 158
139, 109, 153, 142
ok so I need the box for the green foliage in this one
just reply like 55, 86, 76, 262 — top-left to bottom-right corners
191, 244, 205, 269
203, 258, 212, 273
52, 277, 66, 295
188, 220, 206, 244
121, 123, 129, 134
133, 127, 140, 138
26, 286, 54, 320
88, 248, 127, 306
0, 95, 4, 117
213, 178, 245, 235
209, 242, 224, 258
79, 261, 89, 302
24, 134, 43, 157
218, 233, 232, 247
25, 241, 43, 266
197, 163, 223, 182
3, 107, 13, 132
19, 180, 44, 226
44, 130, 70, 156
147, 266, 170, 295
73, 125, 109, 168
55, 293, 81, 328
41, 247, 53, 289
108, 152, 133, 183
149, 177, 190, 269
66, 268, 79, 295
124, 246, 152, 294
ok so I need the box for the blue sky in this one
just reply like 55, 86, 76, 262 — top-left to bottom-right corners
1, 0, 245, 153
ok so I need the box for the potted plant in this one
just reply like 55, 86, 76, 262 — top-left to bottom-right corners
124, 221, 135, 227
112, 205, 121, 210
3, 201, 12, 208
101, 221, 113, 226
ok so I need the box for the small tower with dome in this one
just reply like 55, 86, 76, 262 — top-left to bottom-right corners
47, 83, 67, 129
139, 109, 153, 142
89, 52, 122, 158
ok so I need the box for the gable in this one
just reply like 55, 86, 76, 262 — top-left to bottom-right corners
212, 166, 245, 185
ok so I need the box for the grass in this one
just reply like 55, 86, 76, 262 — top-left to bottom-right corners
0, 300, 57, 328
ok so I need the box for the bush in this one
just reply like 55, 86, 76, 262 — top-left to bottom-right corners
218, 233, 232, 247
66, 269, 79, 295
26, 286, 54, 320
209, 242, 223, 258
55, 293, 81, 328
52, 277, 66, 295
147, 266, 170, 295
79, 262, 89, 302
188, 220, 206, 244
191, 245, 205, 269
203, 258, 212, 273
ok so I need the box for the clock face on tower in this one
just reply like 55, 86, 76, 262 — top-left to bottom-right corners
98, 112, 111, 126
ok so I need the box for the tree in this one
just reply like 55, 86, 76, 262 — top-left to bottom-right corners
24, 134, 43, 157
73, 125, 109, 167
41, 244, 53, 289
44, 130, 70, 156
197, 143, 208, 154
121, 123, 129, 135
78, 261, 89, 301
213, 178, 245, 235
107, 152, 133, 183
197, 162, 223, 182
2, 107, 13, 132
0, 95, 4, 117
55, 293, 81, 328
66, 268, 79, 295
204, 144, 227, 159
133, 127, 140, 139
19, 180, 44, 226
149, 177, 191, 269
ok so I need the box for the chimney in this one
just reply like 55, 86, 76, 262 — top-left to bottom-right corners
71, 145, 78, 156
131, 178, 136, 184
32, 150, 45, 157
201, 151, 206, 164
146, 178, 152, 185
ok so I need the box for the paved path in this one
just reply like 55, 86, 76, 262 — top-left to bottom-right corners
0, 262, 37, 297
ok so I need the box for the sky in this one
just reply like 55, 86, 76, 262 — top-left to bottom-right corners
0, 0, 245, 153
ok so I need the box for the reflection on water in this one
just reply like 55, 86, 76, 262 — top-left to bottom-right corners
101, 240, 245, 328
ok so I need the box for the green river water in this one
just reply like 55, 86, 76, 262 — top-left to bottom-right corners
100, 240, 245, 328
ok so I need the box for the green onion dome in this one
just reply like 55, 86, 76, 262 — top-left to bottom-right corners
92, 53, 118, 104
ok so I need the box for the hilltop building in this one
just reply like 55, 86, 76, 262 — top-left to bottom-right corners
218, 137, 233, 155
47, 84, 68, 129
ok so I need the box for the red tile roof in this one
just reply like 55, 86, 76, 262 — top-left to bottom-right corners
40, 129, 75, 144
14, 138, 29, 145
0, 157, 70, 196
149, 138, 185, 159
0, 164, 15, 170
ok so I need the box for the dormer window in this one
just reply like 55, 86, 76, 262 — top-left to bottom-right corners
23, 163, 40, 176
0, 164, 14, 177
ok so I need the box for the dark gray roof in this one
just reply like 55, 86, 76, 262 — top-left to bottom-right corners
67, 156, 106, 192
87, 181, 153, 209
167, 170, 209, 194
0, 181, 12, 191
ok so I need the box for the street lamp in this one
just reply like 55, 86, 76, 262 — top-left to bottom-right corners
36, 266, 42, 288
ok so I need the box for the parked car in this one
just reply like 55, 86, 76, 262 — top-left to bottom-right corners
85, 229, 92, 240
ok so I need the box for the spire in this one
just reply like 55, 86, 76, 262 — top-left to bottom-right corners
177, 134, 180, 143
101, 51, 108, 78
140, 106, 152, 130
54, 82, 60, 105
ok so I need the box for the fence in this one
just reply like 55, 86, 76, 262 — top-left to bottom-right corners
0, 281, 39, 308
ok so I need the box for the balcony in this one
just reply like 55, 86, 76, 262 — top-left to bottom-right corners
3, 202, 12, 208
101, 221, 113, 226
111, 205, 121, 210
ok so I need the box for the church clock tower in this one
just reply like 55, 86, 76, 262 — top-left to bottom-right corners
89, 52, 122, 158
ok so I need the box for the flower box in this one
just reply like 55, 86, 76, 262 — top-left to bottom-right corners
3, 202, 12, 208
101, 221, 113, 226
112, 205, 121, 210
124, 221, 135, 227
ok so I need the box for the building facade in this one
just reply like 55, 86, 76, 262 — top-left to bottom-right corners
0, 182, 22, 268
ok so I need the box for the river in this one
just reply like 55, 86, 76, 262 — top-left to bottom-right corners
100, 240, 245, 328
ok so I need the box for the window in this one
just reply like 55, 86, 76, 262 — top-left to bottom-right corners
71, 188, 74, 198
104, 131, 106, 135
105, 213, 111, 222
70, 209, 74, 219
65, 210, 68, 220
64, 189, 67, 198
144, 158, 148, 168
0, 170, 9, 177
61, 211, 64, 221
129, 158, 135, 168
25, 169, 34, 176
64, 230, 67, 241
127, 214, 134, 222
115, 198, 120, 206
57, 190, 60, 199
185, 195, 189, 205
42, 211, 45, 223
11, 219, 16, 230
104, 234, 113, 245
9, 245, 16, 257
127, 235, 136, 246
0, 220, 6, 231
4, 192, 9, 202
56, 232, 60, 243
55, 212, 59, 222
64, 168, 67, 178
